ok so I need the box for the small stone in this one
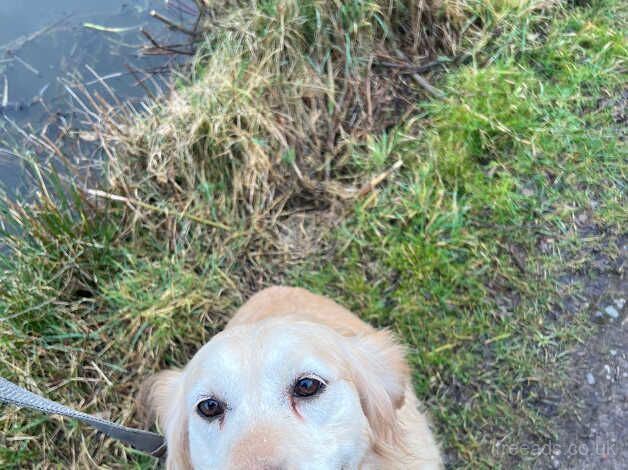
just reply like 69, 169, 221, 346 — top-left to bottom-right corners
614, 298, 625, 309
610, 349, 617, 356
593, 311, 606, 323
586, 372, 596, 385
604, 306, 619, 319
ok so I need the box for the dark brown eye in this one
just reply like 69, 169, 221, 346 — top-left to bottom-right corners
293, 377, 324, 397
197, 398, 224, 419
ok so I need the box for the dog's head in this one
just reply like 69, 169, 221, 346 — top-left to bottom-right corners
139, 319, 408, 469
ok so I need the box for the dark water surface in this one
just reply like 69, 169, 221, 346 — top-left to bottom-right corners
0, 0, 188, 197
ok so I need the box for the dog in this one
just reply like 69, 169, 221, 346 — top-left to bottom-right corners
138, 286, 443, 469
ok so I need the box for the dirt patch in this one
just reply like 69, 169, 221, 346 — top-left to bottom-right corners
541, 234, 626, 469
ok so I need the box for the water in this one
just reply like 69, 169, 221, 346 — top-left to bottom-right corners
0, 0, 192, 197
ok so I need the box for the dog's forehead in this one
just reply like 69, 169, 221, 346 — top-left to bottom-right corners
201, 320, 340, 358
185, 320, 342, 389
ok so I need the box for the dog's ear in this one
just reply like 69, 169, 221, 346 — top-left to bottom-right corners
138, 370, 181, 429
138, 370, 192, 469
345, 330, 409, 454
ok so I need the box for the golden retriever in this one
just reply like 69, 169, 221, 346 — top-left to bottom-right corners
139, 286, 442, 469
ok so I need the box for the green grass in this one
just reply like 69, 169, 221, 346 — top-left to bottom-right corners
291, 3, 626, 466
1, 0, 626, 468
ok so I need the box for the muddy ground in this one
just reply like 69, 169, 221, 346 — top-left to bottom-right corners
541, 231, 626, 469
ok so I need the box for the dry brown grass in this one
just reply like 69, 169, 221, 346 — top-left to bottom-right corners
91, 0, 498, 260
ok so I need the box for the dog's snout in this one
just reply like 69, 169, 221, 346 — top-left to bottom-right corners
232, 459, 285, 470
229, 425, 285, 470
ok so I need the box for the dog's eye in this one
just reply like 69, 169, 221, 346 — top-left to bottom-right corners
197, 398, 225, 419
293, 377, 324, 397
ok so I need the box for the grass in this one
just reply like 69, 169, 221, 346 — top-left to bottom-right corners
1, 0, 626, 468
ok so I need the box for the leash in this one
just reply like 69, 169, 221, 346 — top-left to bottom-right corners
0, 376, 166, 458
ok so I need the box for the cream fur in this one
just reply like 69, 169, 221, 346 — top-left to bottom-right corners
138, 286, 443, 469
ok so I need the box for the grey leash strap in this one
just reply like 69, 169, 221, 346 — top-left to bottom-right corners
0, 377, 166, 458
